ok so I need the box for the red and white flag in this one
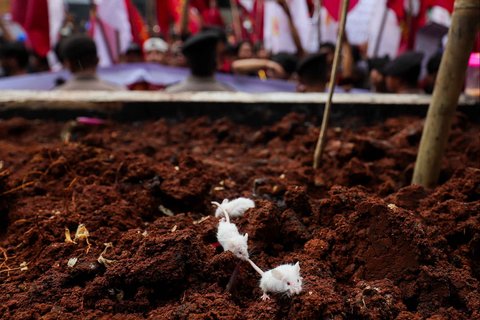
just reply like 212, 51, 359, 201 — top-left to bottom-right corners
11, 0, 64, 57
263, 0, 312, 54
91, 0, 148, 67
367, 0, 402, 58
307, 0, 361, 50
92, 0, 132, 67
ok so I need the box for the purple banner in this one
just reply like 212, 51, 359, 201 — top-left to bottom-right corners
0, 63, 296, 93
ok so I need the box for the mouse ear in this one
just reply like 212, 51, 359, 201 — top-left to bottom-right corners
295, 261, 300, 272
222, 199, 229, 204
272, 269, 284, 281
244, 233, 248, 241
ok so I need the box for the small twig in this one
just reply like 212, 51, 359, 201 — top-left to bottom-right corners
313, 0, 350, 169
1, 181, 35, 196
66, 177, 78, 190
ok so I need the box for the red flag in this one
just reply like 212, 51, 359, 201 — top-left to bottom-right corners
125, 0, 148, 46
11, 0, 50, 56
156, 0, 202, 38
387, 0, 405, 22
156, 0, 171, 37
191, 0, 208, 12
201, 1, 224, 27
250, 0, 264, 42
323, 0, 359, 21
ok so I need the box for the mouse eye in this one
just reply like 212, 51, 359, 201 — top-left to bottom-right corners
297, 279, 300, 282
287, 282, 291, 286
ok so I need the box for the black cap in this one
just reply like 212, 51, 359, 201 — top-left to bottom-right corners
181, 31, 219, 57
271, 52, 298, 76
367, 55, 391, 73
383, 51, 424, 77
296, 53, 328, 81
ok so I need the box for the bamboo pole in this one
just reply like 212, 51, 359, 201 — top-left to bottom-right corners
313, 0, 349, 169
412, 0, 480, 188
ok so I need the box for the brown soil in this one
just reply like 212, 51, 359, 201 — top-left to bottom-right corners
0, 113, 479, 320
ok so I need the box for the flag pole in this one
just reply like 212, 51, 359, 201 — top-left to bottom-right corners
146, 0, 156, 36
373, 3, 388, 57
315, 0, 323, 46
313, 0, 349, 169
180, 0, 191, 36
230, 0, 243, 41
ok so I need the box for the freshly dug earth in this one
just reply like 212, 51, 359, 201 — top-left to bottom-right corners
0, 112, 479, 320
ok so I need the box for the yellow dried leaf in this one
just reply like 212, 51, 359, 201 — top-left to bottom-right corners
65, 227, 74, 243
74, 224, 90, 242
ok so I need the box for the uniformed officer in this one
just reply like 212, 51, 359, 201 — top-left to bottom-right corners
56, 35, 125, 91
165, 31, 235, 93
383, 51, 424, 94
295, 53, 328, 93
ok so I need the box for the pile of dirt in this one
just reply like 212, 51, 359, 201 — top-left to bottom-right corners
0, 113, 479, 319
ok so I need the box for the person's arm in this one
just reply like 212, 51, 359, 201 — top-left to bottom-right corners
276, 0, 305, 57
340, 36, 355, 81
231, 58, 286, 78
0, 17, 14, 43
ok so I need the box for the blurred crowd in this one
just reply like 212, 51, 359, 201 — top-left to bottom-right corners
0, 8, 443, 94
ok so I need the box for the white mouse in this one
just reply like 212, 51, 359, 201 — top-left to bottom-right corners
248, 259, 303, 300
214, 197, 255, 219
213, 201, 249, 261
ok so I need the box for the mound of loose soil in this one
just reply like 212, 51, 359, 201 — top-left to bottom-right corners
0, 113, 479, 319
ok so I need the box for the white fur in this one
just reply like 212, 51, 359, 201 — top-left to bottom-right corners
217, 219, 249, 260
214, 197, 255, 219
259, 262, 302, 300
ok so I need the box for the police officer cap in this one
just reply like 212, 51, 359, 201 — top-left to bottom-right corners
297, 53, 328, 77
271, 52, 298, 75
383, 51, 424, 77
367, 55, 391, 73
181, 31, 219, 56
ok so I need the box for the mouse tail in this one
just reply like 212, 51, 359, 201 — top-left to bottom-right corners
247, 258, 264, 276
211, 201, 230, 223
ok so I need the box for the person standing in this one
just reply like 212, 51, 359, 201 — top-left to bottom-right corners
56, 35, 125, 91
383, 51, 424, 94
165, 31, 235, 93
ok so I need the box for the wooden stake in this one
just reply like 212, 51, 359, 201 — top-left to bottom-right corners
412, 0, 480, 188
313, 0, 349, 169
